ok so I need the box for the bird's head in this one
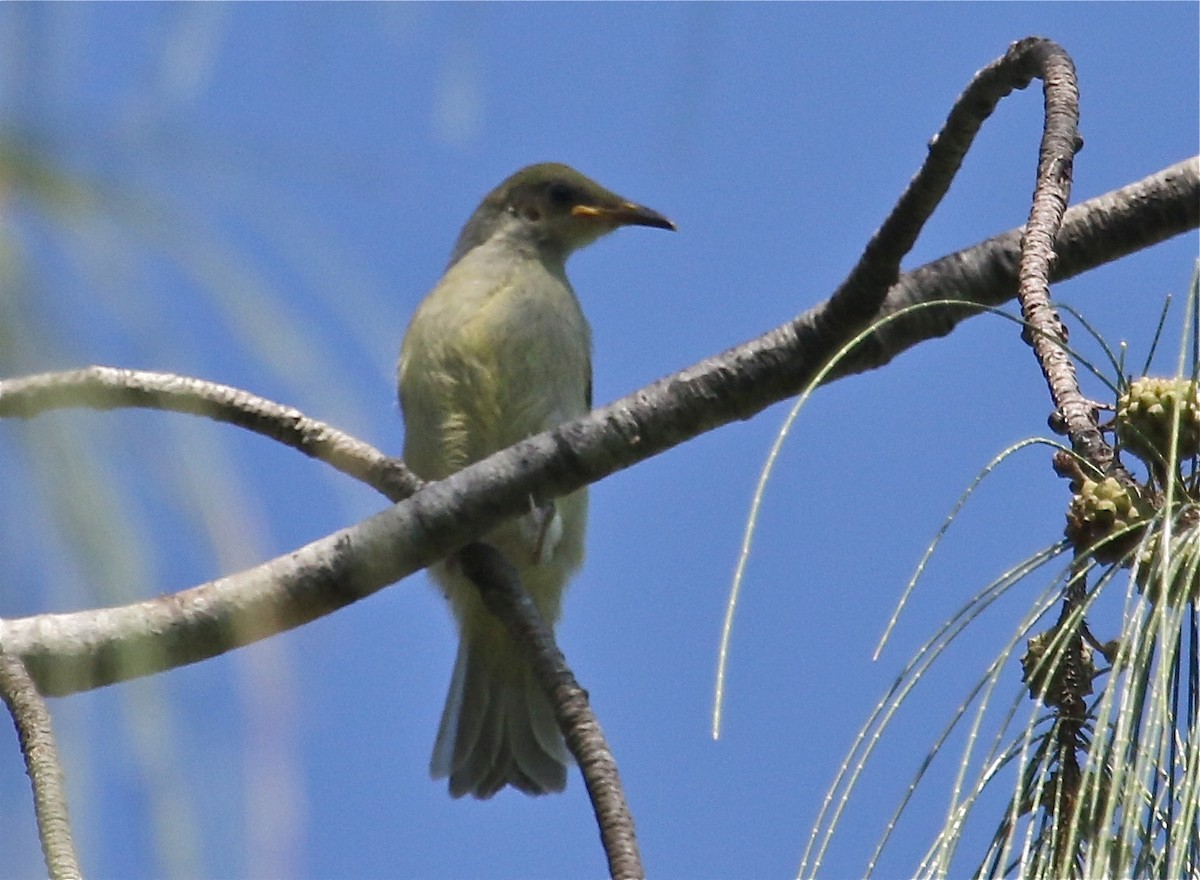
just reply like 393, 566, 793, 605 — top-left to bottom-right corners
449, 163, 675, 266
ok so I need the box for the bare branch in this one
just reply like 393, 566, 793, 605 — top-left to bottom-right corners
1006, 40, 1114, 477
0, 367, 420, 502
457, 544, 642, 880
0, 648, 81, 880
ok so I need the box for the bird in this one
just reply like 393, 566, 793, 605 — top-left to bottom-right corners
397, 163, 674, 799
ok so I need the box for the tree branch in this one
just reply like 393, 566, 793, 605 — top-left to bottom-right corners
457, 544, 642, 879
1006, 39, 1114, 475
0, 647, 81, 880
0, 367, 420, 502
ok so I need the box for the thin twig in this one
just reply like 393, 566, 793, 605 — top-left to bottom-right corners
0, 648, 81, 880
458, 544, 642, 879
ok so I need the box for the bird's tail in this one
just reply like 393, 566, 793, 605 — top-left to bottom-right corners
430, 628, 569, 799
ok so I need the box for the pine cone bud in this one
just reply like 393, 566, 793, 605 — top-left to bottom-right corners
1064, 477, 1150, 564
1116, 376, 1200, 466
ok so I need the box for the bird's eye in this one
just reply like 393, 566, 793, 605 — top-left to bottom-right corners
547, 183, 574, 208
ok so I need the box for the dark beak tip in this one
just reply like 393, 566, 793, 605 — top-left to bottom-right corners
637, 210, 677, 232
610, 200, 675, 232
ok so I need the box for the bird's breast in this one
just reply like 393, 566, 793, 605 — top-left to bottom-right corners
399, 251, 592, 478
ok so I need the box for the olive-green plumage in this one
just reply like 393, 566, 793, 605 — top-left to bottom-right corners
397, 163, 673, 798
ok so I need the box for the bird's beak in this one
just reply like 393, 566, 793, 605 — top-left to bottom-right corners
572, 201, 676, 231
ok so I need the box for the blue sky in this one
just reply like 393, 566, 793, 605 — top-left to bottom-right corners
0, 4, 1197, 879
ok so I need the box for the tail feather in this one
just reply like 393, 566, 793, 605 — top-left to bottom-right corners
509, 680, 568, 790
431, 633, 568, 799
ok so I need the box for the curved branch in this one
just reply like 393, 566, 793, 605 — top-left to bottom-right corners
0, 649, 81, 880
1007, 40, 1113, 474
805, 37, 1081, 356
0, 367, 421, 502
